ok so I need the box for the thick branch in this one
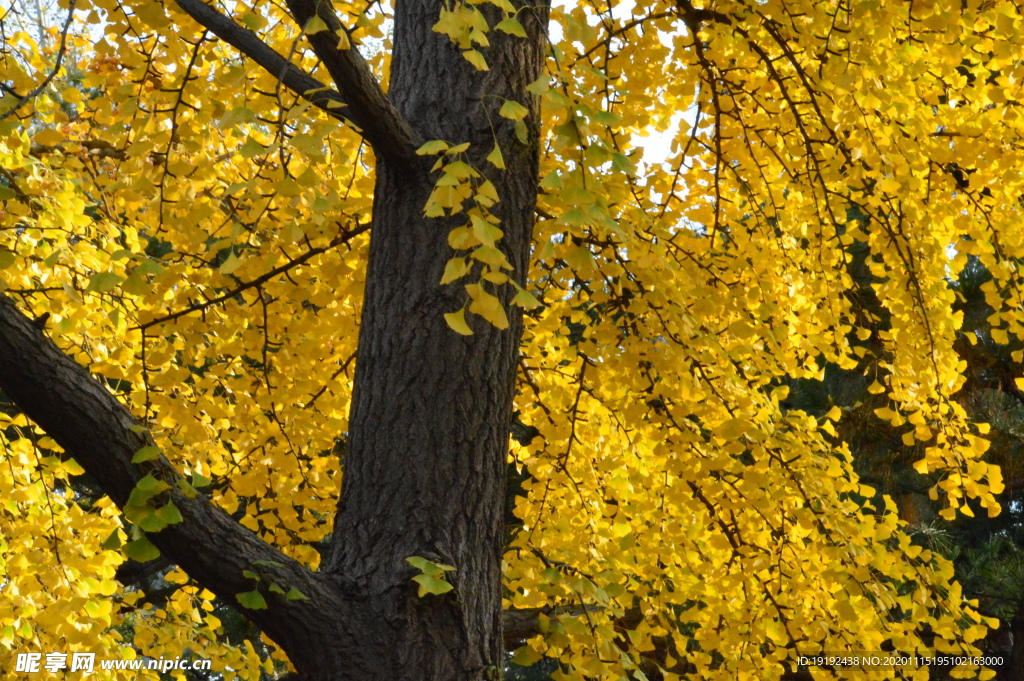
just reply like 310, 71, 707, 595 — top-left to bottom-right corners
501, 604, 634, 649
674, 0, 731, 27
0, 295, 341, 655
281, 0, 420, 167
502, 607, 553, 648
172, 0, 420, 167
114, 555, 174, 586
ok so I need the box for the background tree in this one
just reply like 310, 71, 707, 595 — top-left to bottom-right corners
1, 0, 1024, 680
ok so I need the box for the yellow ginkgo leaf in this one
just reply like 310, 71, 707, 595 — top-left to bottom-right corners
33, 128, 64, 147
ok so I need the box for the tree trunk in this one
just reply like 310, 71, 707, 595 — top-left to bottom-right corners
316, 1, 548, 677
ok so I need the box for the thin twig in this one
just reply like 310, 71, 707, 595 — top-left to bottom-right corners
0, 0, 78, 121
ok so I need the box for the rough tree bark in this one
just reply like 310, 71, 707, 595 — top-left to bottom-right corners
321, 0, 548, 675
0, 0, 549, 678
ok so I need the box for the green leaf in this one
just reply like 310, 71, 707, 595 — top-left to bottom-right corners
592, 109, 621, 126
136, 258, 165, 276
611, 151, 635, 174
495, 16, 527, 37
127, 474, 169, 512
218, 106, 256, 128
512, 287, 542, 309
291, 134, 326, 160
405, 555, 433, 572
86, 272, 123, 293
131, 445, 161, 463
511, 645, 542, 666
176, 479, 198, 499
128, 425, 149, 434
155, 501, 183, 526
242, 570, 260, 580
499, 100, 529, 121
0, 251, 15, 270
124, 537, 160, 562
304, 15, 328, 35
240, 12, 266, 30
268, 582, 286, 595
540, 171, 563, 189
135, 474, 162, 492
136, 509, 166, 533
486, 144, 505, 169
286, 587, 310, 601
125, 500, 165, 532
238, 137, 266, 158
541, 567, 562, 583
236, 590, 268, 610
101, 528, 123, 550
412, 574, 454, 597
220, 252, 242, 275
123, 501, 147, 523
526, 74, 551, 96
470, 215, 503, 248
191, 472, 212, 488
514, 119, 528, 144
566, 245, 597, 274
416, 140, 450, 155
126, 489, 149, 510
406, 555, 456, 577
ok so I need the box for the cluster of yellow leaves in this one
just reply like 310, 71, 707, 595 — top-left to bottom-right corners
0, 134, 303, 677
420, 135, 540, 334
432, 0, 531, 71
1, 0, 1024, 678
0, 414, 132, 680
0, 0, 384, 672
497, 0, 1021, 678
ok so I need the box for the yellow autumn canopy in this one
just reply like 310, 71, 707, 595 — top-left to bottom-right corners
1, 0, 1022, 678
